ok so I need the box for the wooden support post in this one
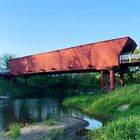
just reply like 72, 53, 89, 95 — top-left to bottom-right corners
101, 71, 106, 90
24, 76, 28, 84
114, 74, 116, 88
10, 75, 14, 85
109, 68, 115, 90
120, 73, 125, 86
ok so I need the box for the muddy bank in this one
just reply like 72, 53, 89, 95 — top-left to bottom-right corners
2, 117, 89, 140
64, 117, 89, 140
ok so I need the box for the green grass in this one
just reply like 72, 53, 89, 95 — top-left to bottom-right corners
9, 123, 21, 140
63, 84, 140, 119
87, 116, 140, 140
44, 128, 64, 140
63, 84, 140, 139
45, 119, 55, 126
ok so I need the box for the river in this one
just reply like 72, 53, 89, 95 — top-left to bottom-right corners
0, 98, 103, 132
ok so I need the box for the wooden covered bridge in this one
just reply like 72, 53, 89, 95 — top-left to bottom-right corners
8, 37, 140, 90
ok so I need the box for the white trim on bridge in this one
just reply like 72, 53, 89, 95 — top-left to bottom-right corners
120, 54, 140, 63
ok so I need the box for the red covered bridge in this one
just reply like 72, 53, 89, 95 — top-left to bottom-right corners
9, 37, 139, 90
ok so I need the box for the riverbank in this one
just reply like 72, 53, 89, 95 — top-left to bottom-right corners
1, 117, 89, 140
63, 84, 140, 139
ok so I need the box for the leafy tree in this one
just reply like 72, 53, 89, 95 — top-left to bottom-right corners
0, 53, 16, 73
124, 47, 140, 84
133, 47, 140, 54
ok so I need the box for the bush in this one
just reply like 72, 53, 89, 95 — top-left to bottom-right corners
9, 122, 21, 140
45, 119, 55, 126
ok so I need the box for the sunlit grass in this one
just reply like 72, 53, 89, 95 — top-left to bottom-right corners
63, 84, 140, 139
63, 84, 140, 119
87, 116, 140, 140
9, 122, 21, 140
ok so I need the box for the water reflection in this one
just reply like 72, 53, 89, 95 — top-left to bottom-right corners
0, 98, 103, 132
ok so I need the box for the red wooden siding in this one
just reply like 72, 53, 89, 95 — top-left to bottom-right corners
9, 37, 137, 76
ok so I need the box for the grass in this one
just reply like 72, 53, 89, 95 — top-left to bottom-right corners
44, 128, 65, 140
63, 84, 140, 119
9, 122, 21, 140
63, 84, 140, 139
45, 118, 55, 126
87, 116, 140, 140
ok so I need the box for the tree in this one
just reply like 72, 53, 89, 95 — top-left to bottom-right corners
133, 47, 140, 54
0, 53, 16, 74
124, 47, 140, 84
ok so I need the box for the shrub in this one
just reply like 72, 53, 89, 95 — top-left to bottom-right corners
45, 119, 55, 126
9, 122, 21, 140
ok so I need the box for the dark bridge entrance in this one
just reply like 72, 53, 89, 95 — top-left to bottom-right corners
9, 37, 140, 90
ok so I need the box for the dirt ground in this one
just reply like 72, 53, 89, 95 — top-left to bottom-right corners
2, 117, 89, 140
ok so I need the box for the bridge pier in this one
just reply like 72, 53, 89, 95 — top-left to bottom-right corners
109, 68, 115, 90
101, 71, 106, 90
10, 75, 14, 85
120, 73, 125, 86
24, 76, 28, 84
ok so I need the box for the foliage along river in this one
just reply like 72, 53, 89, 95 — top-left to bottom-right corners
0, 98, 103, 132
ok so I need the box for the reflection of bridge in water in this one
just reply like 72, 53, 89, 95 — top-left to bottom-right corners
0, 98, 89, 132
8, 37, 140, 90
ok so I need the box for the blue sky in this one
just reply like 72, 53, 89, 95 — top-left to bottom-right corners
0, 0, 140, 57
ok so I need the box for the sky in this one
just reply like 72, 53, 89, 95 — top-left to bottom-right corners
0, 0, 140, 57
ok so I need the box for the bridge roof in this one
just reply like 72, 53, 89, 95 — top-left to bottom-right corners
9, 37, 137, 76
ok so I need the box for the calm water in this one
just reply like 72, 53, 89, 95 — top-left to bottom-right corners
0, 98, 102, 132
